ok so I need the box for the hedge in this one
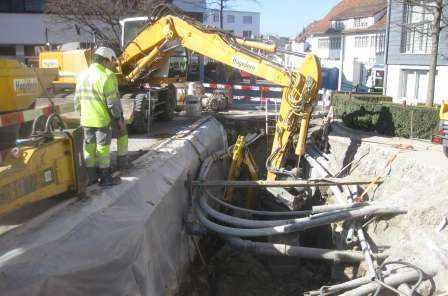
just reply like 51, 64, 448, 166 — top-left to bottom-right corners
332, 93, 439, 139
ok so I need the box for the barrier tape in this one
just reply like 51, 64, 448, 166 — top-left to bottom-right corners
203, 83, 282, 92
0, 102, 74, 128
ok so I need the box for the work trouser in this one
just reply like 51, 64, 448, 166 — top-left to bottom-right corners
112, 121, 129, 158
83, 125, 128, 169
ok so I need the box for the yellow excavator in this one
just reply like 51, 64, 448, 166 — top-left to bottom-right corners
0, 9, 320, 215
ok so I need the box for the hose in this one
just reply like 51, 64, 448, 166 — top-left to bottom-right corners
195, 197, 405, 238
200, 194, 374, 229
199, 195, 309, 228
225, 237, 387, 263
204, 187, 311, 217
45, 113, 67, 133
373, 261, 424, 296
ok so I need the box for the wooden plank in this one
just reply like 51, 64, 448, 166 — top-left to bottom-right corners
192, 178, 383, 188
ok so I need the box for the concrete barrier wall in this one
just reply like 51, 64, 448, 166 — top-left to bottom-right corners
0, 117, 227, 296
326, 123, 448, 292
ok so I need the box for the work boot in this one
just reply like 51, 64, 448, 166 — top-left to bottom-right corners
98, 168, 121, 187
87, 167, 98, 185
117, 155, 133, 170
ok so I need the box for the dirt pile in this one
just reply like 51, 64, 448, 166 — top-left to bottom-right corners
327, 122, 448, 293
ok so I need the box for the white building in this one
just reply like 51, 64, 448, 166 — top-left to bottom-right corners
0, 0, 206, 64
385, 1, 448, 106
284, 40, 306, 71
203, 9, 260, 38
293, 0, 387, 91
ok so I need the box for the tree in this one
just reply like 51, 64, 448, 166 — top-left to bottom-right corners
393, 0, 447, 107
45, 0, 170, 51
207, 0, 259, 30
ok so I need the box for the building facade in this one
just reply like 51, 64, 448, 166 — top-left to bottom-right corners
203, 9, 260, 38
290, 0, 387, 91
0, 0, 206, 64
385, 1, 448, 105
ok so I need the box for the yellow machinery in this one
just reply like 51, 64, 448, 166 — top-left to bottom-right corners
224, 135, 259, 208
0, 59, 58, 151
2, 9, 320, 216
0, 126, 87, 215
39, 49, 91, 89
39, 13, 288, 133
0, 59, 57, 113
117, 14, 320, 180
0, 59, 87, 215
436, 102, 448, 157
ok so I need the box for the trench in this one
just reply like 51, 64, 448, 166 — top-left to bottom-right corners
176, 116, 352, 296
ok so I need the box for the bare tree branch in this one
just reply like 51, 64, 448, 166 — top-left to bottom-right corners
45, 0, 168, 51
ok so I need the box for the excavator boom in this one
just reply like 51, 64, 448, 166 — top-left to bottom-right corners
119, 16, 290, 86
119, 15, 321, 180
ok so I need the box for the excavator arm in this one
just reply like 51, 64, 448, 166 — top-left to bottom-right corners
119, 15, 290, 85
119, 15, 321, 180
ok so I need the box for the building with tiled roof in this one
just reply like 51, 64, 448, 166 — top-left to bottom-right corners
285, 0, 387, 91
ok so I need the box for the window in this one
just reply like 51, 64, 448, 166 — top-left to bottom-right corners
243, 16, 253, 24
372, 34, 385, 53
242, 30, 252, 38
0, 0, 44, 13
213, 14, 220, 22
24, 0, 44, 12
332, 21, 344, 30
400, 69, 429, 104
355, 36, 369, 48
227, 14, 235, 23
330, 37, 341, 49
0, 46, 16, 56
401, 2, 433, 54
354, 18, 369, 28
318, 38, 329, 48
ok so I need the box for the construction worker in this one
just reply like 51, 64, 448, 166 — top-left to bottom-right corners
74, 47, 130, 186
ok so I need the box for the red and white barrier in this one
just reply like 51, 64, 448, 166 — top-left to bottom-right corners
203, 83, 282, 92
0, 102, 74, 128
233, 96, 282, 103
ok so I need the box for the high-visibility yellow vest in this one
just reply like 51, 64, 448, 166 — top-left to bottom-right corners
75, 63, 119, 127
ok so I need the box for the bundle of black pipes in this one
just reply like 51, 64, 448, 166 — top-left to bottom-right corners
189, 142, 436, 295
191, 145, 401, 259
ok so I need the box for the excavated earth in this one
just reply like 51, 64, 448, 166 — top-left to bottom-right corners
177, 117, 448, 295
326, 122, 448, 294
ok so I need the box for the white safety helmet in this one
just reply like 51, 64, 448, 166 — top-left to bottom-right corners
94, 47, 117, 62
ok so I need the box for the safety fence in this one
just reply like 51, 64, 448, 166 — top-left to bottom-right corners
0, 102, 74, 128
202, 83, 283, 103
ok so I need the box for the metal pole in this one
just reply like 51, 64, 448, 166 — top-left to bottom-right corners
192, 178, 383, 188
357, 226, 377, 280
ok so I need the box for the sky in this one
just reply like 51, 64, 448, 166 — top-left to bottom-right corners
225, 0, 341, 37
